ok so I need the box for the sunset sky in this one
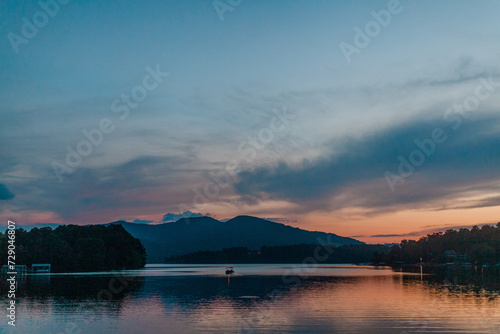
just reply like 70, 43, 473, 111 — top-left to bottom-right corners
1, 0, 500, 243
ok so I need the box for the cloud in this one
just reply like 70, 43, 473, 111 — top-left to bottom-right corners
2, 57, 499, 225
405, 57, 498, 88
435, 195, 500, 211
1, 155, 204, 223
368, 232, 423, 238
234, 113, 500, 215
364, 222, 500, 239
131, 219, 153, 224
262, 217, 298, 224
0, 184, 14, 200
162, 211, 204, 222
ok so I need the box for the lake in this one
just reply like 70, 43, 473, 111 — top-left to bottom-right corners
1, 264, 499, 333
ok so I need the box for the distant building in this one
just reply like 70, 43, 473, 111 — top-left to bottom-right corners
444, 250, 456, 260
31, 264, 51, 273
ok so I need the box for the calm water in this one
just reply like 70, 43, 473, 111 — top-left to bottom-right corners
1, 264, 500, 333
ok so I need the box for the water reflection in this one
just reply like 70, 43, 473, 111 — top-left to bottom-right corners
0, 265, 499, 333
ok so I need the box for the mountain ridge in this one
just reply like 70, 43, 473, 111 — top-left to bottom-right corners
107, 215, 363, 262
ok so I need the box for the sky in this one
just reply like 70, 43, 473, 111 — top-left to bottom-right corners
1, 0, 500, 243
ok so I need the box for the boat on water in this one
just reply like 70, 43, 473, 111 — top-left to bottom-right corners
225, 266, 234, 275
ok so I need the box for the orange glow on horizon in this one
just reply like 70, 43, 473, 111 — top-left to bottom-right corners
292, 205, 500, 244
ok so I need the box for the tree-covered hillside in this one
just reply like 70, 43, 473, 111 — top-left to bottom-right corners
0, 224, 146, 272
165, 243, 389, 264
112, 215, 363, 262
381, 223, 500, 265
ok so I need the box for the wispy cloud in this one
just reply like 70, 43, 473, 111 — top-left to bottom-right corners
262, 217, 298, 224
361, 222, 500, 239
0, 184, 14, 200
235, 114, 500, 215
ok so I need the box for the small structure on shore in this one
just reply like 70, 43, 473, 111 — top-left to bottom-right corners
225, 266, 234, 275
444, 250, 456, 262
1, 265, 27, 274
31, 264, 51, 273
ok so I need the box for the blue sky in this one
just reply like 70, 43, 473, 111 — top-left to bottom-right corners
1, 0, 500, 241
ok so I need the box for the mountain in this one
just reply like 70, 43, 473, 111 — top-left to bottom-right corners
108, 215, 362, 263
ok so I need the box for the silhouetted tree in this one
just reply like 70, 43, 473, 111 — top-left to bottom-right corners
397, 223, 500, 265
0, 224, 146, 272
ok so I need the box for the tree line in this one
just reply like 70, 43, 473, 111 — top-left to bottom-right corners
165, 243, 390, 264
165, 223, 500, 266
0, 225, 146, 272
375, 223, 500, 265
